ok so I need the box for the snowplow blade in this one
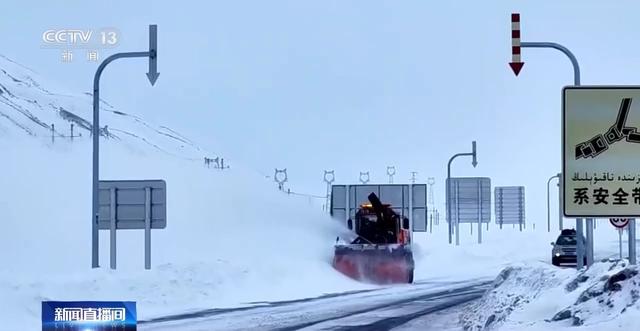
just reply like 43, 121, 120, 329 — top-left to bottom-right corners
332, 244, 414, 284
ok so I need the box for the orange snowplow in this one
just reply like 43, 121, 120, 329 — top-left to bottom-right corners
333, 192, 414, 284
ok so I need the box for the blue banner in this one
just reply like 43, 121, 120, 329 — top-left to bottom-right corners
42, 301, 137, 330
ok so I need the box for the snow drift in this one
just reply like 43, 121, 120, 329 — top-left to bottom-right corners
0, 51, 372, 329
461, 259, 640, 330
0, 136, 371, 330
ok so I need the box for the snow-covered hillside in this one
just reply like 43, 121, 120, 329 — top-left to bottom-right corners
3, 53, 640, 331
0, 54, 369, 329
0, 136, 371, 330
0, 54, 205, 160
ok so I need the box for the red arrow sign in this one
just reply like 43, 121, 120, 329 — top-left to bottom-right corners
509, 62, 524, 76
510, 13, 524, 76
610, 218, 630, 229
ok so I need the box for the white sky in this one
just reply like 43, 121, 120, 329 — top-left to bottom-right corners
4, 0, 640, 224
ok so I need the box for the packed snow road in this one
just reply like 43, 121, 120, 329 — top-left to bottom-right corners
138, 279, 492, 331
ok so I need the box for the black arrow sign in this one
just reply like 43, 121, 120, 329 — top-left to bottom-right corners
147, 24, 160, 86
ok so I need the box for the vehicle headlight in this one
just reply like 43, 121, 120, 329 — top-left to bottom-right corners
555, 252, 561, 257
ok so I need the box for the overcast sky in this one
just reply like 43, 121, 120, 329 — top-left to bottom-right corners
4, 0, 640, 225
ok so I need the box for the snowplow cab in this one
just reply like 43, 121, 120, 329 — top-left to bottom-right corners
333, 192, 414, 284
347, 200, 410, 245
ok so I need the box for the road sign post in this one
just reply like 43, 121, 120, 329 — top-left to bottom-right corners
619, 227, 625, 261
446, 141, 478, 245
509, 14, 581, 85
558, 173, 564, 231
98, 180, 166, 270
576, 218, 585, 268
477, 178, 482, 244
610, 218, 633, 262
429, 214, 433, 233
495, 186, 526, 230
92, 24, 159, 268
510, 13, 587, 269
498, 189, 503, 229
586, 218, 594, 266
547, 173, 560, 232
447, 177, 491, 245
630, 219, 637, 264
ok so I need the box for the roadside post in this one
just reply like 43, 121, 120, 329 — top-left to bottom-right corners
99, 180, 167, 270
509, 13, 588, 269
610, 218, 629, 260
91, 24, 159, 268
586, 217, 594, 265
323, 170, 335, 212
447, 176, 490, 245
495, 186, 526, 231
619, 228, 623, 260
630, 219, 637, 264
446, 141, 478, 245
274, 168, 288, 190
547, 174, 560, 232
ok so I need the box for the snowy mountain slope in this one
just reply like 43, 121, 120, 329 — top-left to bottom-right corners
0, 54, 205, 160
0, 136, 367, 330
0, 54, 370, 329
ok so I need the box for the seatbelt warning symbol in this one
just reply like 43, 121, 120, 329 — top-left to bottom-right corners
576, 98, 640, 159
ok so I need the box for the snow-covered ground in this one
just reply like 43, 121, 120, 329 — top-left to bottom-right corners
3, 53, 640, 330
414, 218, 634, 281
412, 213, 640, 330
3, 135, 638, 330
0, 136, 373, 330
462, 259, 640, 331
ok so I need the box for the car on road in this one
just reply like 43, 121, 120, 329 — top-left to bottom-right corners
551, 229, 586, 266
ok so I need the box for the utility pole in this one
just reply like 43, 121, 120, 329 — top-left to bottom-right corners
387, 166, 396, 184
274, 168, 288, 191
359, 172, 370, 184
323, 170, 335, 213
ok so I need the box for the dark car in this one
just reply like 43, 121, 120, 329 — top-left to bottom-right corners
551, 229, 586, 266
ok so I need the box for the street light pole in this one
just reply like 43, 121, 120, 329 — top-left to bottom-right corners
447, 141, 477, 245
547, 173, 560, 232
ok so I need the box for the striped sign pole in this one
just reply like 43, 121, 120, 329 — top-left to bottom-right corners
507, 12, 591, 267
509, 13, 524, 76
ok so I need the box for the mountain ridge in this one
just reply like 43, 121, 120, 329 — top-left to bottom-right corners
0, 54, 210, 161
